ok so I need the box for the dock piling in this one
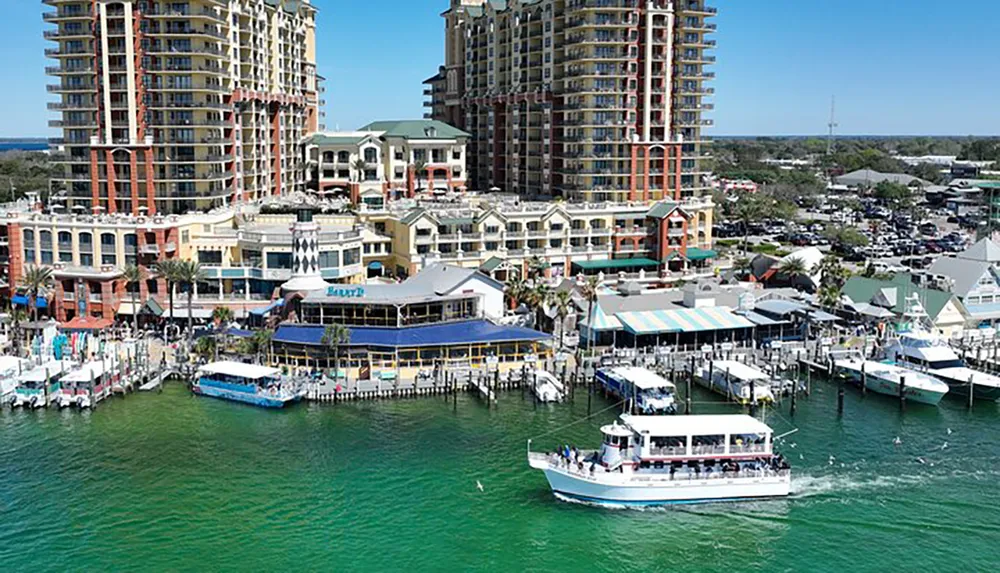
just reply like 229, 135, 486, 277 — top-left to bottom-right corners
968, 373, 975, 409
899, 375, 906, 410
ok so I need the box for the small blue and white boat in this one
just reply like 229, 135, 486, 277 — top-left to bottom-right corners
193, 361, 305, 408
596, 366, 677, 414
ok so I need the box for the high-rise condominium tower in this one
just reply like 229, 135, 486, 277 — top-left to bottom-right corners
424, 0, 715, 202
44, 0, 322, 215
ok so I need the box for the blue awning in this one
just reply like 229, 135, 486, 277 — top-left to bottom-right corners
368, 261, 383, 270
12, 295, 46, 309
274, 319, 549, 348
223, 328, 254, 338
249, 299, 284, 316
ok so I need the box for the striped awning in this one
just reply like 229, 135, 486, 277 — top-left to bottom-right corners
616, 307, 755, 335
581, 304, 623, 332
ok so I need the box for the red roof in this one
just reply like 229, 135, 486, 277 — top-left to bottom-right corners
60, 316, 114, 331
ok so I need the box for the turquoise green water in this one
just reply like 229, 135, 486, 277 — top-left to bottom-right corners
1, 383, 999, 572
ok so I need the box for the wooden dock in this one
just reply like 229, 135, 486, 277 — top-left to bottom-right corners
139, 368, 178, 392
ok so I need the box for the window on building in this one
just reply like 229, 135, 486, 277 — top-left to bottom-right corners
343, 247, 361, 266
337, 150, 350, 163
22, 229, 35, 264
58, 231, 73, 263
100, 233, 117, 265
266, 252, 292, 269
198, 250, 222, 265
363, 147, 378, 163
318, 251, 339, 269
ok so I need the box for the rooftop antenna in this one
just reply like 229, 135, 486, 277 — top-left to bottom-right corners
826, 96, 838, 156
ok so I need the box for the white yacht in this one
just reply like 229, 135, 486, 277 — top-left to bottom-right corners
595, 366, 676, 414
694, 360, 775, 405
530, 369, 565, 403
528, 414, 791, 506
833, 353, 949, 406
885, 295, 1000, 401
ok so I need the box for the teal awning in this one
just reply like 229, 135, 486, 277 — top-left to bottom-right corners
572, 258, 660, 271
685, 248, 718, 261
616, 307, 755, 335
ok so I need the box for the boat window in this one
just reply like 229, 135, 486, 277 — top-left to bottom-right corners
928, 359, 965, 370
649, 435, 686, 456
730, 433, 765, 453
691, 434, 725, 455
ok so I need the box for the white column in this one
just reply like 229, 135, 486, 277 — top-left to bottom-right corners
663, 7, 675, 140
99, 4, 114, 145
122, 2, 138, 143
642, 1, 654, 142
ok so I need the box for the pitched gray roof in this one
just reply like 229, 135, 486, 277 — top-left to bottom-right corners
302, 264, 500, 305
834, 169, 930, 187
928, 256, 991, 298
958, 238, 1000, 262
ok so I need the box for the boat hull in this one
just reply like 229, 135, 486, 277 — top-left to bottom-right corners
840, 370, 947, 405
537, 467, 790, 506
192, 383, 299, 408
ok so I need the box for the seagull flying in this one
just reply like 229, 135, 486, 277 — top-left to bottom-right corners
476, 480, 484, 492
916, 457, 926, 465
941, 442, 948, 450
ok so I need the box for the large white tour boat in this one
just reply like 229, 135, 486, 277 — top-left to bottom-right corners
694, 360, 776, 405
527, 414, 791, 506
595, 366, 676, 414
885, 295, 1000, 401
193, 361, 305, 408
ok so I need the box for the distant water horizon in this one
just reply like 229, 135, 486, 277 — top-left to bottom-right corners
0, 140, 49, 152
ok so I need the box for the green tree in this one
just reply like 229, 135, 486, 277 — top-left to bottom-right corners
211, 306, 234, 329
526, 255, 547, 280
873, 181, 911, 205
504, 275, 527, 310
549, 289, 573, 344
156, 259, 182, 326
121, 264, 144, 336
21, 265, 54, 324
412, 159, 427, 191
776, 256, 809, 287
173, 260, 206, 337
579, 276, 600, 352
321, 324, 351, 380
352, 158, 367, 183
824, 226, 869, 248
193, 335, 217, 361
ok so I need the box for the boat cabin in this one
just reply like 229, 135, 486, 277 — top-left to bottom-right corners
619, 414, 773, 462
596, 366, 677, 413
197, 361, 283, 389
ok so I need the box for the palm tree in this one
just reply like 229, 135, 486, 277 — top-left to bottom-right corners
526, 255, 546, 281
818, 284, 841, 311
412, 159, 427, 191
524, 283, 551, 331
732, 256, 752, 280
504, 275, 527, 310
193, 335, 217, 362
352, 158, 367, 183
817, 255, 850, 289
212, 306, 234, 330
121, 264, 144, 336
550, 289, 573, 344
579, 276, 600, 351
21, 265, 54, 323
156, 259, 182, 326
173, 260, 205, 337
776, 256, 809, 288
321, 324, 351, 381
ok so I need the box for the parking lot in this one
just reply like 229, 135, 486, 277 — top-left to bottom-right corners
714, 195, 977, 280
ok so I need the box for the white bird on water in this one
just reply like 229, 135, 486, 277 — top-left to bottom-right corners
941, 442, 948, 450
947, 428, 953, 435
916, 457, 926, 465
893, 436, 902, 446
476, 480, 484, 492
828, 455, 835, 465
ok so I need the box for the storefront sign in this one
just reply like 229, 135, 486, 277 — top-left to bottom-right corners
326, 286, 366, 298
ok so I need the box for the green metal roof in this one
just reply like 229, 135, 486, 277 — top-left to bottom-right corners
685, 247, 718, 261
646, 201, 679, 219
358, 120, 470, 140
572, 258, 660, 271
303, 134, 366, 146
840, 274, 958, 321
479, 256, 504, 273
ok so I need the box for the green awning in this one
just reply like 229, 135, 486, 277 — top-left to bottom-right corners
685, 248, 718, 261
480, 256, 504, 272
571, 258, 660, 271
142, 297, 165, 317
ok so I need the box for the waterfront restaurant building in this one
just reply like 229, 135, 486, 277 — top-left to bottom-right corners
272, 264, 549, 381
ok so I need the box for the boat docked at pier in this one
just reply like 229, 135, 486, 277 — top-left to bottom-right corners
55, 358, 121, 409
833, 353, 949, 405
530, 369, 565, 403
193, 361, 305, 408
527, 414, 791, 506
8, 360, 75, 408
595, 366, 677, 414
0, 356, 29, 403
694, 360, 775, 405
885, 295, 1000, 401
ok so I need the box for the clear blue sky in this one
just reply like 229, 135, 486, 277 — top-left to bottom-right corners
4, 0, 998, 137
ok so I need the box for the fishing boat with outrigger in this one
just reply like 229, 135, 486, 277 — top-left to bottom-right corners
884, 294, 1000, 401
530, 369, 565, 403
833, 350, 949, 406
527, 414, 791, 506
694, 360, 775, 405
54, 358, 121, 409
8, 359, 75, 409
193, 361, 306, 408
595, 366, 677, 414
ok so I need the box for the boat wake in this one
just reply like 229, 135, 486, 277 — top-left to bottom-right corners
790, 472, 930, 499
